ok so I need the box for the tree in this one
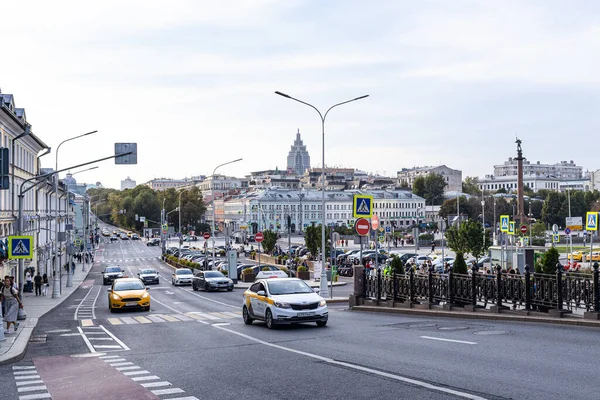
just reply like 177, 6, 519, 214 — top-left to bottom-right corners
462, 176, 481, 196
496, 187, 507, 194
304, 224, 331, 260
453, 252, 468, 274
446, 219, 490, 272
413, 174, 447, 205
261, 230, 278, 254
412, 176, 426, 198
536, 246, 559, 274
133, 190, 161, 230
542, 192, 564, 226
531, 221, 546, 238
389, 255, 404, 274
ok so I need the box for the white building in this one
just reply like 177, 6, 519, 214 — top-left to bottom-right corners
213, 188, 425, 234
494, 158, 583, 179
477, 175, 560, 193
0, 90, 69, 284
397, 165, 462, 193
145, 178, 195, 191
121, 176, 136, 190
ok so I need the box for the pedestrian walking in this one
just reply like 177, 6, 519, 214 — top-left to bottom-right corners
25, 270, 32, 292
34, 272, 42, 296
2, 276, 23, 335
42, 273, 49, 296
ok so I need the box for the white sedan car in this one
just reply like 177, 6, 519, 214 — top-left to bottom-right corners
171, 268, 193, 286
242, 278, 328, 329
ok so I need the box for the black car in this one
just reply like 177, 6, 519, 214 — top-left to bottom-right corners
192, 270, 233, 292
110, 235, 118, 242
131, 234, 140, 240
102, 266, 124, 285
147, 238, 160, 246
137, 268, 159, 284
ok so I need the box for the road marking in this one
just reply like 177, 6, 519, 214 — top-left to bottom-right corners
213, 326, 488, 400
77, 327, 97, 353
110, 362, 134, 367
420, 336, 478, 345
17, 386, 48, 393
17, 394, 52, 400
152, 388, 185, 396
131, 375, 161, 382
120, 317, 138, 324
15, 380, 44, 386
186, 313, 207, 321
81, 319, 94, 327
94, 345, 123, 349
13, 371, 40, 375
12, 366, 36, 370
99, 325, 131, 350
14, 375, 40, 380
141, 381, 172, 388
45, 329, 71, 333
155, 314, 179, 322
163, 396, 199, 400
147, 315, 166, 323
60, 333, 82, 337
192, 312, 220, 321
99, 355, 121, 359
104, 358, 126, 363
134, 316, 152, 324
117, 366, 141, 371
172, 314, 192, 322
210, 312, 233, 319
108, 318, 122, 325
212, 323, 231, 326
88, 338, 114, 341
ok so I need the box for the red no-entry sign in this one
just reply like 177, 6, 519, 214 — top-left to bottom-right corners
520, 225, 527, 234
203, 232, 210, 240
355, 218, 370, 236
255, 232, 264, 243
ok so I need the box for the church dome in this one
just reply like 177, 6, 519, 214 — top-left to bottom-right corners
62, 173, 77, 186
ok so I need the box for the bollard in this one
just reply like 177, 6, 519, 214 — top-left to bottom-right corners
496, 264, 503, 308
594, 262, 599, 313
524, 264, 531, 311
556, 262, 563, 311
448, 265, 455, 305
362, 267, 367, 298
471, 264, 478, 307
428, 265, 434, 304
376, 268, 382, 305
409, 267, 415, 303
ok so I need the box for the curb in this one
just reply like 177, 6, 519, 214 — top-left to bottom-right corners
351, 306, 600, 328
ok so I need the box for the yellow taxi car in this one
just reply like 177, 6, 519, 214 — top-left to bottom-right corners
107, 278, 151, 313
568, 251, 588, 261
585, 252, 600, 262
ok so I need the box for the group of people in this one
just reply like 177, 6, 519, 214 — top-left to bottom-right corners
1, 275, 23, 336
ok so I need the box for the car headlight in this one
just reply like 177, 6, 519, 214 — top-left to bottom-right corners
111, 294, 121, 300
117, 273, 123, 277
274, 301, 291, 309
142, 292, 150, 298
319, 299, 327, 307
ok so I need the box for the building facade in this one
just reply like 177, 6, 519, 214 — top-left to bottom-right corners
397, 165, 462, 193
286, 129, 311, 175
477, 175, 560, 193
493, 158, 583, 179
121, 176, 136, 190
145, 178, 196, 191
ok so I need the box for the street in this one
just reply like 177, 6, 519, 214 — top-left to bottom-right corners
1, 238, 599, 400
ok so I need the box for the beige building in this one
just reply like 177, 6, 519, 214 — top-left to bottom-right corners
397, 165, 462, 193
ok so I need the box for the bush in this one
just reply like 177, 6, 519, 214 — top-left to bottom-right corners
242, 268, 254, 275
262, 267, 271, 271
531, 238, 546, 246
221, 270, 228, 276
419, 233, 434, 241
389, 255, 404, 274
452, 253, 468, 274
297, 265, 308, 272
536, 246, 559, 274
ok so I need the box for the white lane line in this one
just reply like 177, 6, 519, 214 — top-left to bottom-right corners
99, 355, 121, 359
116, 366, 141, 371
17, 386, 48, 393
14, 375, 40, 380
90, 286, 101, 319
12, 366, 36, 370
131, 375, 161, 382
15, 380, 44, 386
163, 396, 199, 400
77, 327, 97, 353
213, 326, 488, 400
94, 345, 123, 349
18, 393, 52, 400
99, 325, 131, 351
151, 388, 185, 396
74, 286, 94, 321
13, 371, 40, 376
122, 370, 150, 376
110, 362, 134, 367
420, 336, 478, 345
140, 381, 172, 388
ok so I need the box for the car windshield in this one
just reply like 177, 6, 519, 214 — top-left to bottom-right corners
268, 280, 313, 295
113, 281, 144, 291
140, 269, 156, 274
205, 271, 225, 278
176, 269, 192, 275
105, 267, 121, 273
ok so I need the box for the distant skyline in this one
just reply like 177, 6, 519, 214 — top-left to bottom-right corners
1, 0, 599, 189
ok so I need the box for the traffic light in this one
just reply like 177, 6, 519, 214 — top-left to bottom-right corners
0, 148, 9, 190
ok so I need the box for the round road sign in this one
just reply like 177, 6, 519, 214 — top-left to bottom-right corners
355, 218, 370, 236
565, 227, 571, 235
255, 232, 264, 243
520, 225, 527, 234
203, 232, 210, 240
371, 215, 380, 231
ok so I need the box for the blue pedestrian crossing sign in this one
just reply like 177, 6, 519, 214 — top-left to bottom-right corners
353, 194, 373, 218
8, 235, 33, 259
586, 212, 598, 231
508, 221, 515, 235
500, 215, 509, 233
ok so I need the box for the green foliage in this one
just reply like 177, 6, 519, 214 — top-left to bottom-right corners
462, 176, 481, 196
531, 221, 546, 238
542, 192, 564, 226
419, 233, 434, 241
453, 252, 468, 274
536, 246, 560, 274
262, 267, 271, 271
531, 238, 546, 246
445, 219, 490, 260
496, 187, 507, 194
389, 255, 404, 274
413, 174, 447, 205
261, 230, 278, 254
297, 265, 308, 272
304, 225, 320, 258
242, 268, 254, 275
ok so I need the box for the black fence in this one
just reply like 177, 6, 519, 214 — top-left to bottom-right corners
363, 263, 600, 314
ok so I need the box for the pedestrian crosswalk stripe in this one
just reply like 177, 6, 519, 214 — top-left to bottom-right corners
134, 316, 152, 324
172, 314, 192, 322
14, 375, 40, 380
105, 311, 242, 325
131, 375, 161, 382
141, 381, 172, 388
147, 315, 166, 323
223, 311, 242, 317
110, 362, 134, 367
12, 366, 36, 370
81, 319, 94, 327
186, 314, 207, 321
107, 318, 122, 325
156, 314, 179, 322
120, 317, 138, 324
123, 370, 151, 376
15, 380, 44, 386
152, 388, 185, 396
193, 312, 220, 320
209, 312, 234, 319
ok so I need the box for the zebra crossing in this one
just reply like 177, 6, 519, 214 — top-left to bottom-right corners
78, 325, 130, 353
11, 365, 52, 400
102, 256, 161, 263
97, 311, 242, 326
100, 354, 198, 399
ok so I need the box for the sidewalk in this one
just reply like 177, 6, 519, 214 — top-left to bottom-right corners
0, 261, 94, 365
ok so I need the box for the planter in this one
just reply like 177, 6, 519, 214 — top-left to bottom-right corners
297, 271, 310, 280
242, 273, 256, 282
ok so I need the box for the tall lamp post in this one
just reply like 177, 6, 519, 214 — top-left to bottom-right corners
52, 130, 97, 298
177, 187, 192, 265
275, 91, 369, 295
211, 159, 243, 263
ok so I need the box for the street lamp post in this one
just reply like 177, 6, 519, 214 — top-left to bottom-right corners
177, 188, 191, 265
275, 91, 368, 295
161, 198, 166, 254
210, 159, 243, 264
52, 131, 97, 298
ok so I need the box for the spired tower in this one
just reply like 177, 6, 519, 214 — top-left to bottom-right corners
515, 138, 528, 226
287, 129, 311, 175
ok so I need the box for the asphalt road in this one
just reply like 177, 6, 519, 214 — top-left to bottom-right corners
1, 233, 599, 400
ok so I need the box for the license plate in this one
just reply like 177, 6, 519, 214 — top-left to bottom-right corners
125, 303, 138, 307
297, 312, 315, 317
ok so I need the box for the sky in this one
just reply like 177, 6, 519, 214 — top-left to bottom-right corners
1, 0, 599, 189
